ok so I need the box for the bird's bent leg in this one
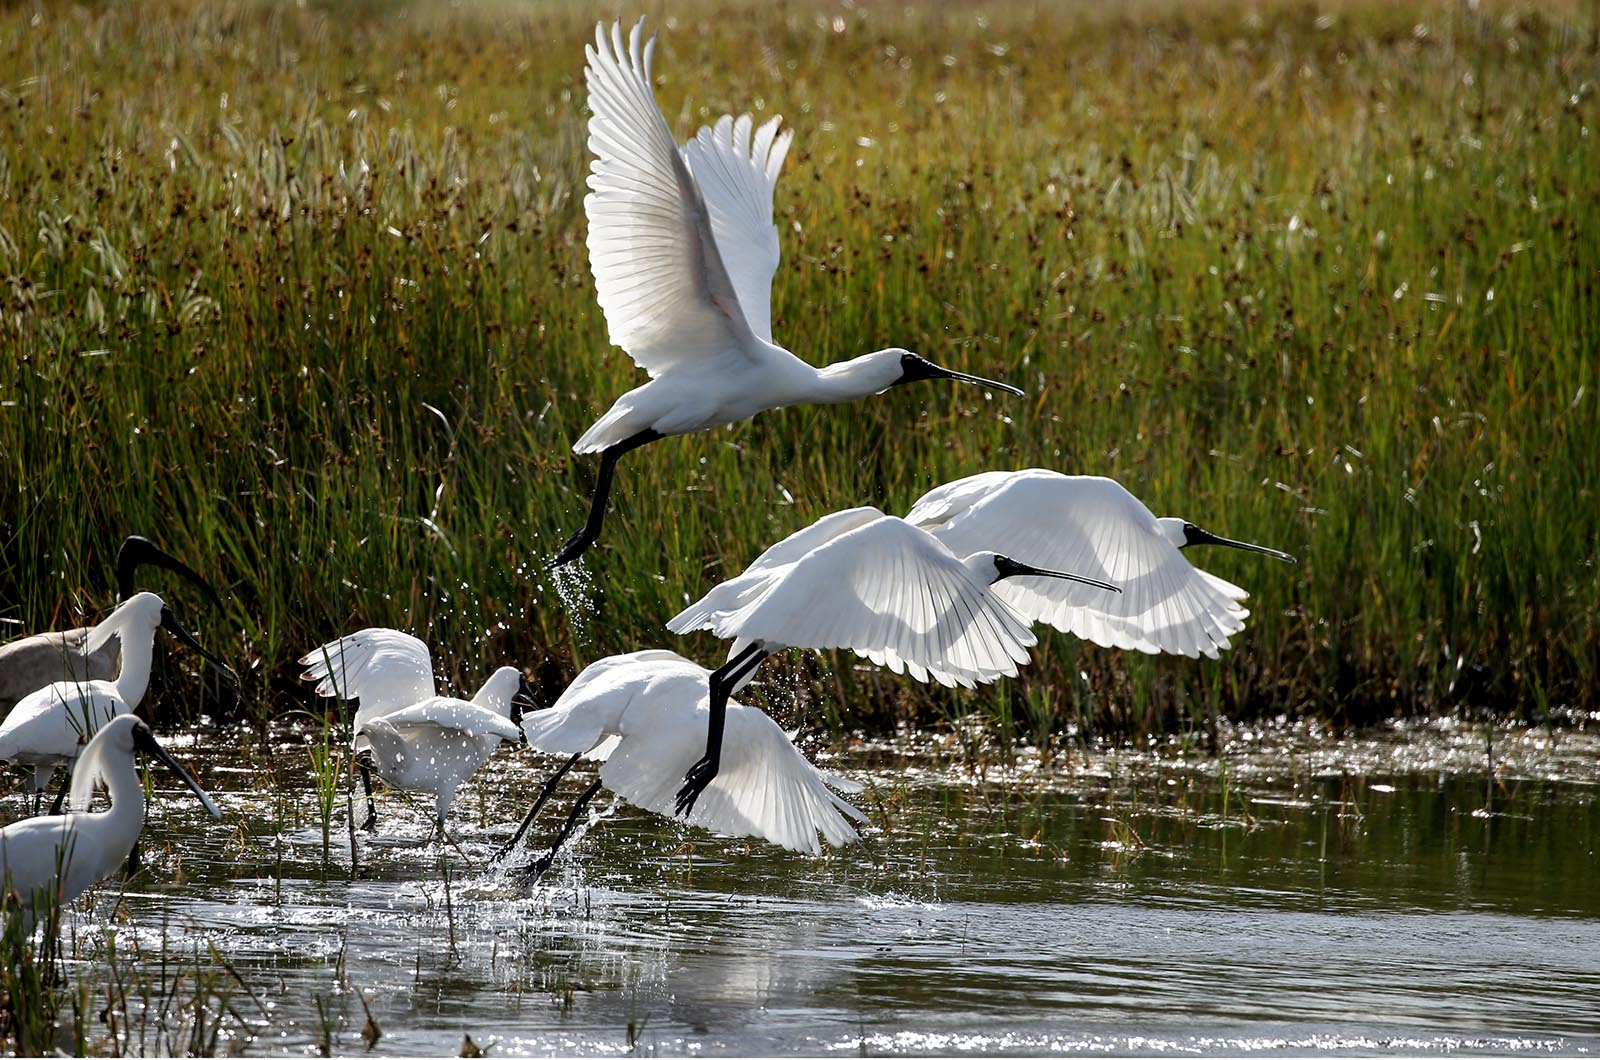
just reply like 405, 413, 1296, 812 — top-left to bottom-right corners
530, 778, 604, 880
492, 753, 582, 862
675, 646, 769, 817
551, 429, 663, 567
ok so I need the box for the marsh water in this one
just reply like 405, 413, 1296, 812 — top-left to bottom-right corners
42, 719, 1600, 1056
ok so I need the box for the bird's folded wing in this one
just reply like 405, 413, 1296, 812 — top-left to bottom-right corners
375, 699, 523, 744
298, 628, 435, 715
681, 113, 793, 345
697, 516, 1036, 687
585, 20, 760, 376
915, 472, 1250, 659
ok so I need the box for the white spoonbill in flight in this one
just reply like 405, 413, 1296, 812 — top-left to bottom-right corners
299, 628, 533, 834
0, 536, 221, 717
551, 19, 1024, 566
498, 650, 863, 876
0, 714, 221, 930
0, 592, 235, 812
906, 470, 1297, 659
665, 508, 1121, 813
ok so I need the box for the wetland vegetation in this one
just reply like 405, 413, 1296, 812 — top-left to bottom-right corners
0, 0, 1595, 737
0, 0, 1597, 1051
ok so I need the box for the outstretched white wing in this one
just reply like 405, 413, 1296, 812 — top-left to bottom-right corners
522, 650, 862, 854
585, 20, 762, 377
298, 628, 436, 726
603, 696, 863, 855
682, 113, 793, 344
668, 507, 886, 637
908, 471, 1249, 659
671, 514, 1037, 688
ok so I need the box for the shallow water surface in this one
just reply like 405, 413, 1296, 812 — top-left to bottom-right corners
38, 720, 1600, 1055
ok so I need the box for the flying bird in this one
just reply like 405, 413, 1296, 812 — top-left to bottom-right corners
0, 592, 235, 812
0, 536, 220, 718
906, 470, 1297, 659
299, 628, 533, 834
499, 650, 863, 876
665, 508, 1120, 813
552, 19, 1023, 566
0, 714, 221, 930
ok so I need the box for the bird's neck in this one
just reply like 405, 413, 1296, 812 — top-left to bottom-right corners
114, 630, 155, 708
81, 759, 148, 868
804, 353, 899, 405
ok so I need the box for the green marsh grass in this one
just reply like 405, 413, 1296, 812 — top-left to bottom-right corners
0, 0, 1595, 738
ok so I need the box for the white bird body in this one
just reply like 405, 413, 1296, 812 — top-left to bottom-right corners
0, 593, 172, 795
520, 650, 863, 855
906, 470, 1295, 659
664, 508, 1119, 814
0, 714, 220, 929
669, 507, 1051, 688
552, 20, 1022, 564
357, 696, 523, 826
300, 629, 529, 827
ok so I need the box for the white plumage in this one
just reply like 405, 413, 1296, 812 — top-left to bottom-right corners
552, 19, 1022, 565
668, 508, 1098, 688
299, 628, 528, 828
0, 714, 221, 929
907, 469, 1296, 659
0, 593, 187, 798
520, 650, 863, 855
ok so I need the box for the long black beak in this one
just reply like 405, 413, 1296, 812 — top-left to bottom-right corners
1183, 524, 1298, 563
993, 555, 1121, 594
926, 361, 1025, 396
131, 724, 223, 820
117, 536, 222, 607
159, 607, 240, 688
511, 675, 538, 743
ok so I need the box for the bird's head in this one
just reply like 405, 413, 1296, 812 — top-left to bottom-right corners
961, 552, 1122, 595
70, 714, 222, 820
115, 535, 222, 607
1158, 518, 1298, 563
873, 349, 1025, 397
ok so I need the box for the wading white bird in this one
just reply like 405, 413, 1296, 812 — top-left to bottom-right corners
551, 19, 1024, 565
906, 470, 1297, 659
0, 592, 234, 810
665, 508, 1121, 812
299, 629, 532, 834
0, 714, 221, 929
0, 536, 220, 717
498, 650, 863, 875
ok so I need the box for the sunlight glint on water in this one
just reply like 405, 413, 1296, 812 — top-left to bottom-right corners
37, 722, 1600, 1056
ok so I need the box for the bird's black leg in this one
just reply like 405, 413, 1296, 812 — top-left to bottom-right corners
492, 753, 582, 862
358, 757, 378, 833
551, 429, 663, 567
530, 777, 604, 880
675, 645, 769, 817
48, 770, 71, 816
124, 841, 141, 878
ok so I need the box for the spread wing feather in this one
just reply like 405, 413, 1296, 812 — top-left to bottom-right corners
682, 113, 793, 343
298, 628, 436, 729
584, 20, 760, 376
908, 471, 1251, 659
672, 515, 1036, 687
